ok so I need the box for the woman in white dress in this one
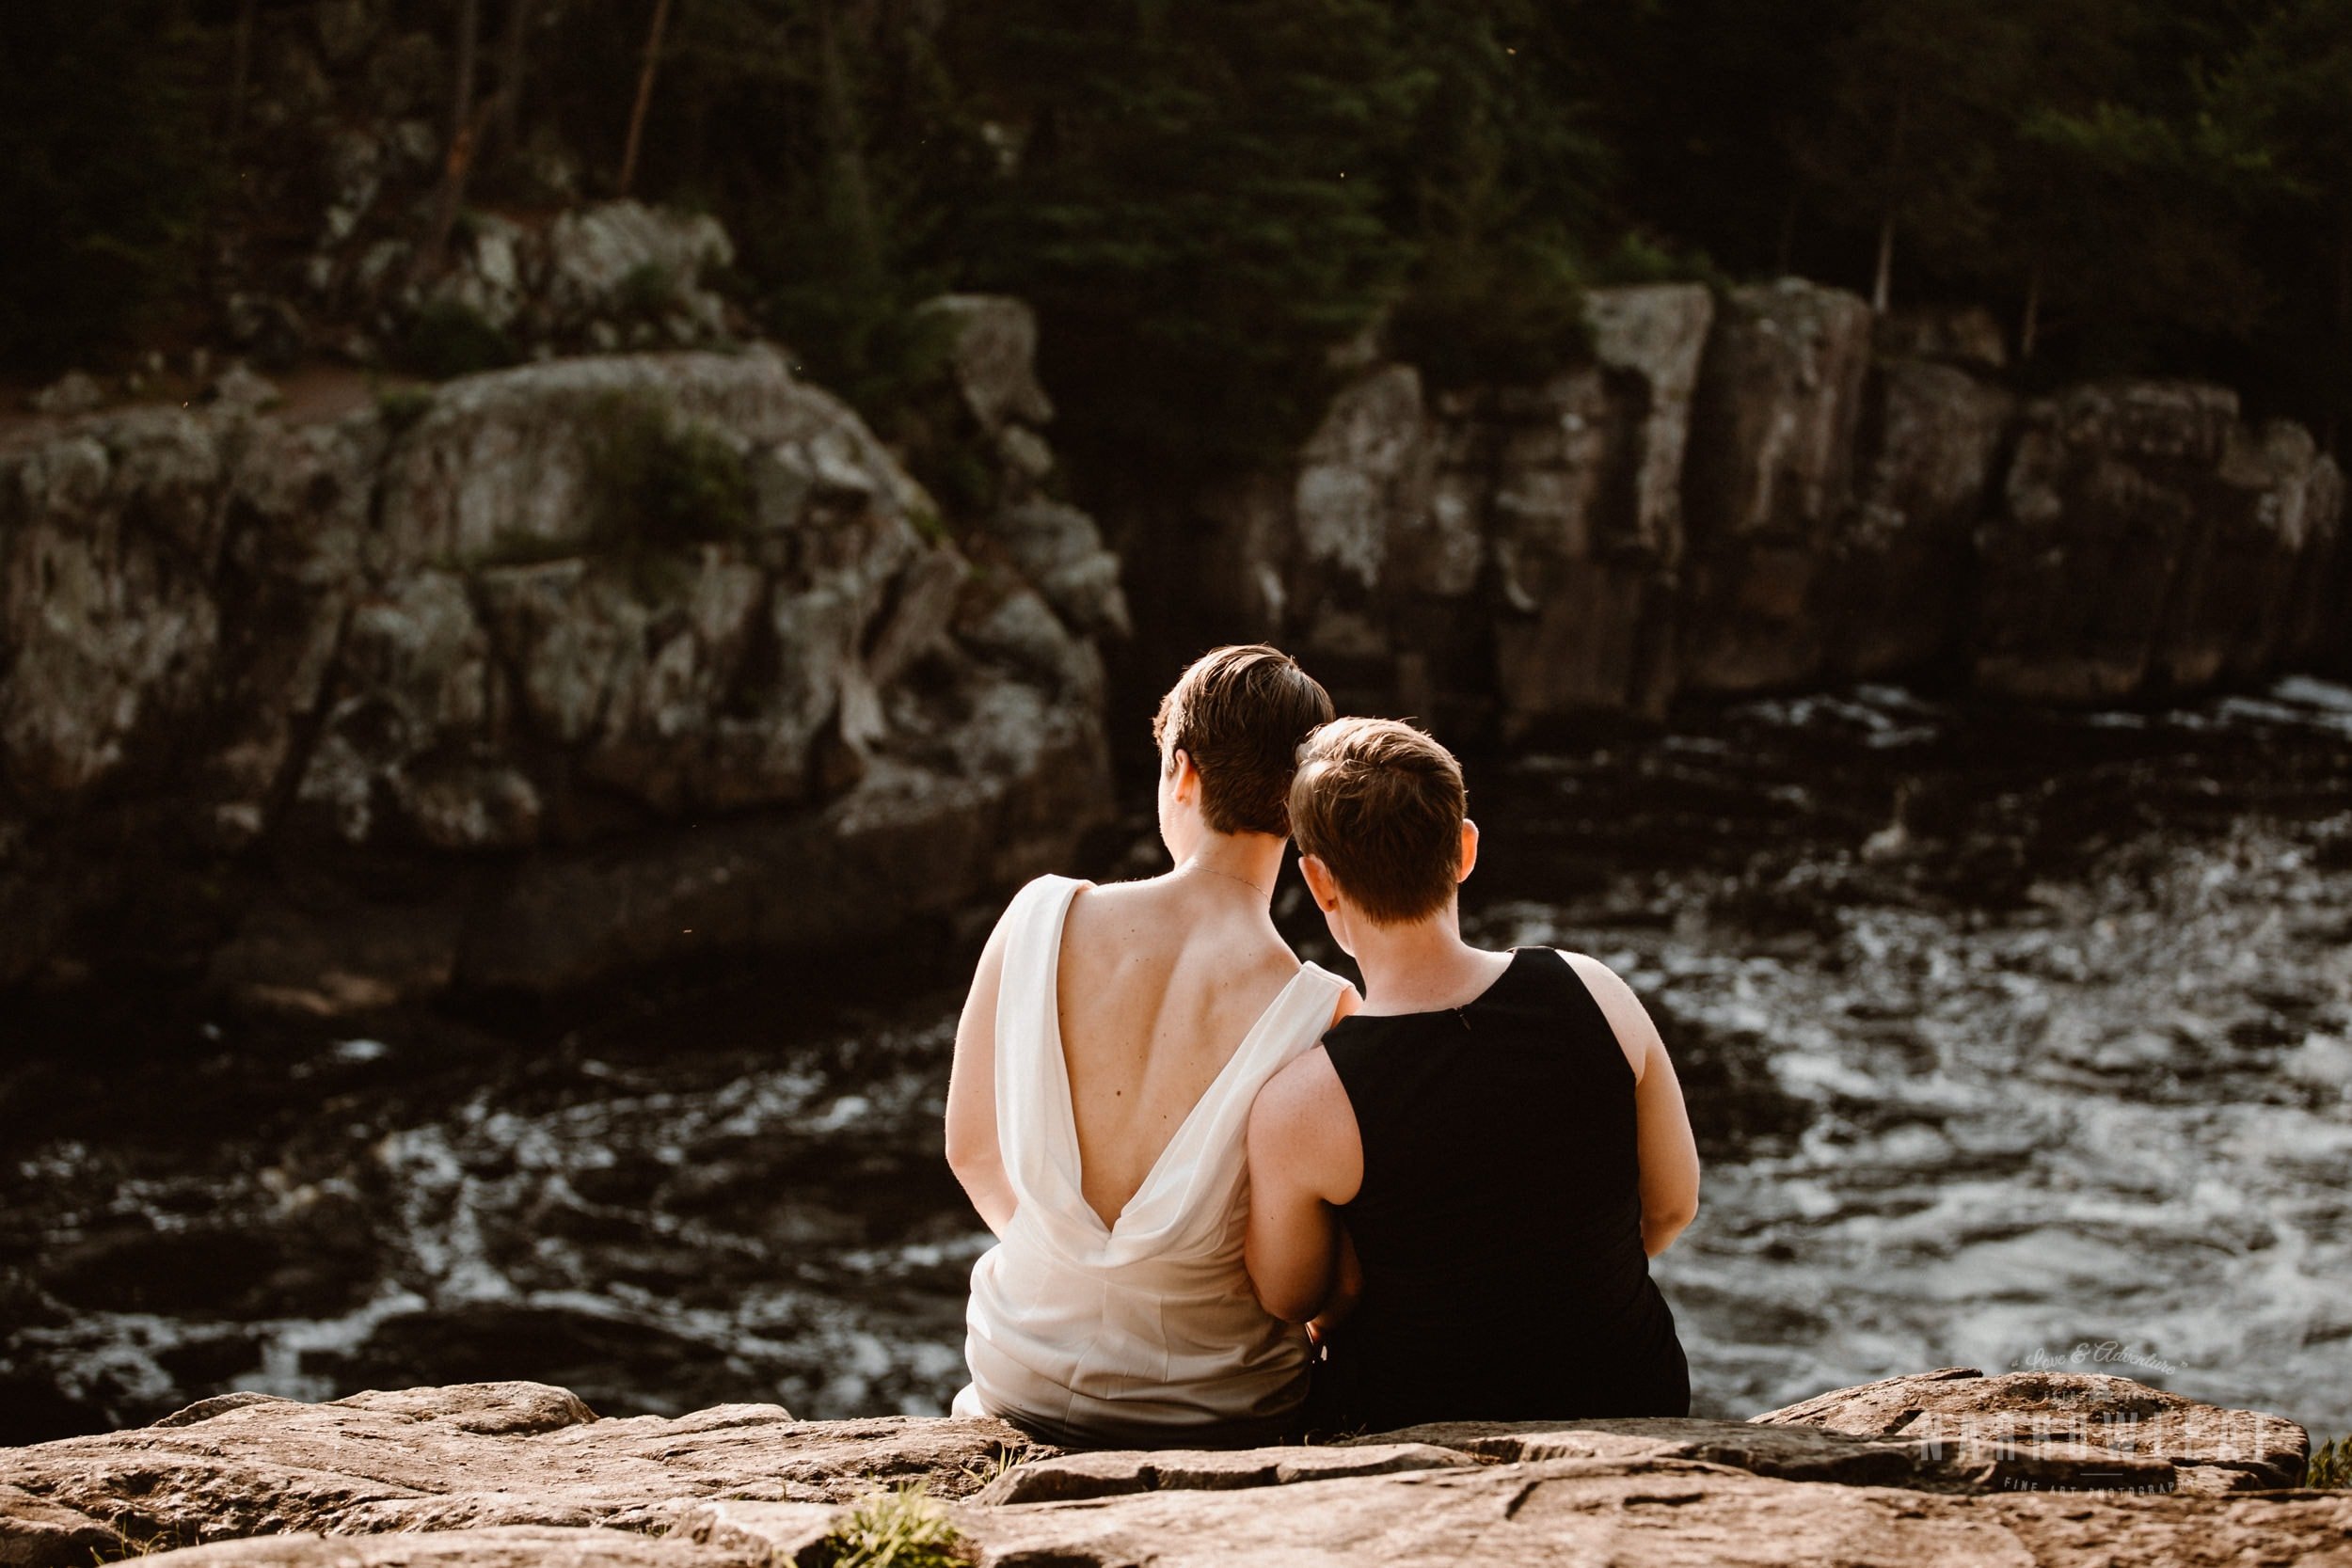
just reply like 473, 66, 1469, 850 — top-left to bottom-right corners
945, 646, 1354, 1447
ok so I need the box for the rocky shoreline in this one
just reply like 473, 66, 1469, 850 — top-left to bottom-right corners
1, 293, 1122, 1006
0, 1369, 2335, 1565
1163, 282, 2350, 733
8, 222, 2351, 1004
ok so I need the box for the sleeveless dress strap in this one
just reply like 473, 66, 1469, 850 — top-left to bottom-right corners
991, 875, 1089, 1219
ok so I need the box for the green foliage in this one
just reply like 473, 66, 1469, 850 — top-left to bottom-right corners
808, 1484, 968, 1568
1388, 232, 1592, 390
616, 261, 683, 322
373, 384, 437, 436
0, 0, 212, 373
2309, 1435, 2349, 1489
35, 0, 2352, 458
947, 0, 1432, 471
1381, 2, 1612, 387
396, 301, 521, 380
584, 390, 756, 561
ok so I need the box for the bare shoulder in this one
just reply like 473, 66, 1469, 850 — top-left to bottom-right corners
1554, 949, 1661, 1079
1252, 1045, 1350, 1140
1249, 1045, 1360, 1203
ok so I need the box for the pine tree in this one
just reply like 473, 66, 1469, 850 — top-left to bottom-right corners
946, 0, 1430, 472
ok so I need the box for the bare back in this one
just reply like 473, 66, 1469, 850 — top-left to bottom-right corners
1055, 878, 1307, 1229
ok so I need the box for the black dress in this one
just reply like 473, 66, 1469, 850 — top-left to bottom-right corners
1309, 946, 1690, 1433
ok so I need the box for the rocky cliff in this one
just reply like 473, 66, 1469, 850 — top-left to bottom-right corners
0, 303, 1121, 1005
0, 1370, 2334, 1566
1179, 279, 2347, 731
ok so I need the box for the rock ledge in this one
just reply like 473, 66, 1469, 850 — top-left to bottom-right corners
0, 1372, 2333, 1566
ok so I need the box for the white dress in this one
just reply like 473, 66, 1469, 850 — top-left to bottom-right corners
952, 874, 1351, 1446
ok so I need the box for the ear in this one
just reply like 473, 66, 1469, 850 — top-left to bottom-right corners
1456, 818, 1480, 883
1299, 852, 1342, 912
1169, 747, 1200, 802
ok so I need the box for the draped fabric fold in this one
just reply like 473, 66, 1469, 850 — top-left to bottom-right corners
955, 874, 1347, 1445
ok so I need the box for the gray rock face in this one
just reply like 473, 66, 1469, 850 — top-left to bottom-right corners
1233, 282, 1715, 725
1677, 278, 1880, 693
1218, 277, 2341, 729
1975, 383, 2344, 700
0, 1376, 2328, 1568
0, 345, 1114, 1001
918, 295, 1132, 646
917, 294, 1057, 434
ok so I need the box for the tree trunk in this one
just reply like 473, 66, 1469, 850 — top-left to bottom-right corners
1871, 212, 1895, 313
489, 0, 535, 159
2329, 210, 2352, 456
617, 0, 675, 197
1871, 92, 1911, 313
2020, 261, 2042, 362
816, 0, 882, 280
223, 0, 259, 143
417, 0, 484, 279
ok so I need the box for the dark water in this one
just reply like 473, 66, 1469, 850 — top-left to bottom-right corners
7, 679, 2351, 1446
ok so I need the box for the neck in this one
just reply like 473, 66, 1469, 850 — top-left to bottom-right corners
1175, 832, 1287, 903
1349, 907, 1502, 1013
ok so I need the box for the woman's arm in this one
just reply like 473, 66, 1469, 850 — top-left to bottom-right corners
1244, 1048, 1363, 1322
1305, 1225, 1363, 1344
944, 911, 1019, 1237
1564, 953, 1700, 1256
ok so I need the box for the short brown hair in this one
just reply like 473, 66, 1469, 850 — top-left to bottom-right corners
1289, 717, 1467, 924
1152, 645, 1334, 837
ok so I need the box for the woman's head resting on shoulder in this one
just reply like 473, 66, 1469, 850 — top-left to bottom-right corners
1288, 717, 1475, 955
1152, 645, 1335, 860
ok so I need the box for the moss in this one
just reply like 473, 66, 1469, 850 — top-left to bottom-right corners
373, 383, 437, 436
587, 390, 754, 547
397, 300, 520, 380
907, 500, 951, 546
616, 261, 681, 322
808, 1484, 969, 1568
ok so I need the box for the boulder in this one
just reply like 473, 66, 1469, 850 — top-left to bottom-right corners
0, 1382, 1032, 1559
27, 372, 105, 417
1877, 304, 2010, 372
1754, 1366, 2310, 1492
1486, 282, 1713, 726
1213, 276, 2343, 722
0, 346, 1115, 1000
1678, 277, 1878, 692
1, 1377, 2337, 1568
914, 294, 1129, 643
421, 203, 739, 358
1251, 282, 1714, 727
1972, 382, 2341, 701
1829, 356, 2016, 677
986, 500, 1133, 639
916, 294, 1056, 434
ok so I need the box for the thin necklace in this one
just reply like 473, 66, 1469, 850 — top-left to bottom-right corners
1184, 862, 1271, 898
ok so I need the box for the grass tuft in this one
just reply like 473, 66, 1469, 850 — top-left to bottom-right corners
810, 1482, 969, 1568
373, 383, 436, 436
959, 1440, 1041, 1492
2308, 1435, 2348, 1489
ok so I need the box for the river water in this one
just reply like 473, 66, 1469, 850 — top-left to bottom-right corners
6, 679, 2350, 1446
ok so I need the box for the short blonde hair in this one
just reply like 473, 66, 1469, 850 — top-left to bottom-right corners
1288, 717, 1466, 924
